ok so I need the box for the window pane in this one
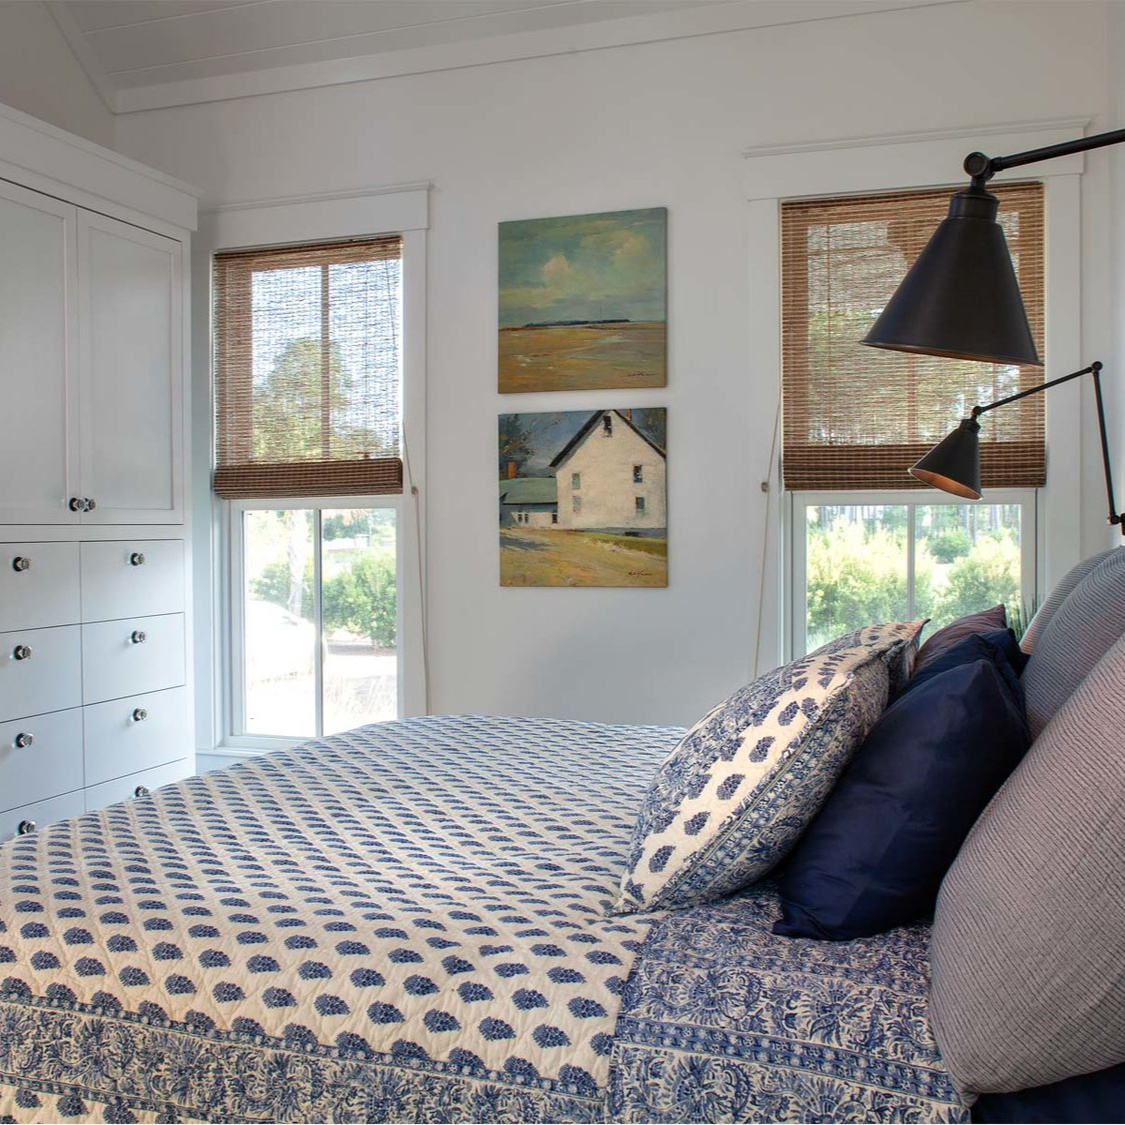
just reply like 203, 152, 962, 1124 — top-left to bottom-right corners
322, 508, 398, 735
243, 509, 316, 736
914, 503, 1022, 631
805, 504, 909, 650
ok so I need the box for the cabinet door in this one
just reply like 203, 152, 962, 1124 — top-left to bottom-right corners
0, 181, 80, 524
78, 212, 183, 524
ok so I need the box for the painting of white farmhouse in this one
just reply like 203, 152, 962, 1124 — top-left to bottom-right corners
499, 408, 667, 587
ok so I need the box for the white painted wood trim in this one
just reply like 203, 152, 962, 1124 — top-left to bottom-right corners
0, 99, 199, 232
203, 184, 430, 250
1041, 173, 1084, 591
745, 119, 1090, 201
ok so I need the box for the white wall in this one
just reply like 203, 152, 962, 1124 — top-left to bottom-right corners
0, 1, 112, 147
1107, 4, 1125, 543
114, 0, 1115, 730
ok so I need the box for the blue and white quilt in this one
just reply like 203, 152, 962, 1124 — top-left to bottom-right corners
0, 715, 968, 1123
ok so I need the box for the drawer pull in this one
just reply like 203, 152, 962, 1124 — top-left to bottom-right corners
129, 552, 146, 567
17, 819, 36, 835
11, 556, 30, 572
134, 785, 151, 798
69, 497, 83, 512
132, 707, 148, 722
12, 644, 32, 661
130, 630, 147, 645
85, 498, 96, 511
14, 732, 33, 749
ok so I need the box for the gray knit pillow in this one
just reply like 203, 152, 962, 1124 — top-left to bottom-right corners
1019, 546, 1118, 655
1020, 547, 1125, 738
930, 634, 1125, 1094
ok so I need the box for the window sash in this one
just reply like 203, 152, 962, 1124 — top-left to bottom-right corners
213, 236, 404, 499
781, 183, 1045, 492
226, 495, 404, 749
787, 488, 1038, 658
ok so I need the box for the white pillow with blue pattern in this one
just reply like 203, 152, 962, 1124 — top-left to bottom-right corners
611, 621, 924, 915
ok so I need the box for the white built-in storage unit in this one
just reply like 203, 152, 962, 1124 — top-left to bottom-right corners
0, 103, 197, 841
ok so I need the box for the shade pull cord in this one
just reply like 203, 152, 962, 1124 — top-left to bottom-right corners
752, 391, 782, 681
401, 433, 430, 714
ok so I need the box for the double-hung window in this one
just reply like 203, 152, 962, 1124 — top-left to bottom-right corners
782, 184, 1044, 654
214, 237, 406, 740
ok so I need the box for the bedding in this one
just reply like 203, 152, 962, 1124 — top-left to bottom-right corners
613, 622, 921, 916
774, 656, 1028, 941
0, 715, 968, 1123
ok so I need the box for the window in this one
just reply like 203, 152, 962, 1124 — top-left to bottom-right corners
633, 464, 643, 483
573, 495, 582, 514
790, 491, 1035, 654
214, 236, 407, 741
602, 414, 613, 436
781, 185, 1044, 655
234, 502, 399, 737
635, 496, 646, 515
551, 512, 558, 525
572, 472, 581, 490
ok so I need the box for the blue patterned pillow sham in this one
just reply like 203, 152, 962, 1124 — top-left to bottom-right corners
611, 621, 923, 915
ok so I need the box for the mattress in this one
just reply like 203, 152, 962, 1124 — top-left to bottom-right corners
0, 715, 968, 1122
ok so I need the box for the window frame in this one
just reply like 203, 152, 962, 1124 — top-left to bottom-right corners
787, 488, 1037, 658
744, 122, 1087, 672
226, 494, 405, 751
199, 186, 429, 760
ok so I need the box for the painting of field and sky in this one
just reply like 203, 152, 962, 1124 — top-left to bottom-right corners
498, 208, 667, 393
499, 408, 667, 587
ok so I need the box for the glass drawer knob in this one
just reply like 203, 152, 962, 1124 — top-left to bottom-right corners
12, 645, 31, 661
14, 732, 33, 749
11, 556, 30, 572
17, 819, 35, 835
132, 708, 148, 722
129, 552, 146, 567
130, 630, 147, 644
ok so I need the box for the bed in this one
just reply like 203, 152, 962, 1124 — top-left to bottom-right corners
0, 714, 962, 1122
2, 547, 1123, 1123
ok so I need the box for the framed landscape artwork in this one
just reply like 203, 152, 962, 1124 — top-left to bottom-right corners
499, 408, 667, 587
498, 208, 667, 393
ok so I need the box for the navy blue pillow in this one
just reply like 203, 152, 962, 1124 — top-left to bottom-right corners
774, 658, 1029, 941
906, 628, 1027, 694
973, 1062, 1125, 1123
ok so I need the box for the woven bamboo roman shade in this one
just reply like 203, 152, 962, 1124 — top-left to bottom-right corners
213, 236, 403, 499
781, 183, 1044, 491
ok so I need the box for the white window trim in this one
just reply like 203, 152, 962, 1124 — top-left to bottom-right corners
194, 183, 429, 760
787, 488, 1037, 659
744, 119, 1089, 670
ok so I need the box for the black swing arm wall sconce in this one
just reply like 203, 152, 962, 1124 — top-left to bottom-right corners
860, 126, 1125, 534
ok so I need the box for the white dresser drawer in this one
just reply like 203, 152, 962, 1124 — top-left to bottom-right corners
0, 625, 82, 721
82, 613, 185, 704
80, 539, 184, 622
85, 756, 191, 812
0, 707, 83, 811
84, 685, 188, 786
1, 790, 86, 843
0, 542, 80, 631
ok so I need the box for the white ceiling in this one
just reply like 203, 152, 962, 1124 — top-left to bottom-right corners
46, 0, 955, 113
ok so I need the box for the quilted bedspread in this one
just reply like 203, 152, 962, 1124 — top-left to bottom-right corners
0, 715, 968, 1123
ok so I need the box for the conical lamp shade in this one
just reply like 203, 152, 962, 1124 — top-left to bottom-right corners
862, 186, 1041, 367
909, 417, 982, 499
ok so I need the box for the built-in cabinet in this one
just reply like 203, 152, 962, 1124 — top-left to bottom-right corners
0, 181, 183, 526
0, 103, 197, 841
